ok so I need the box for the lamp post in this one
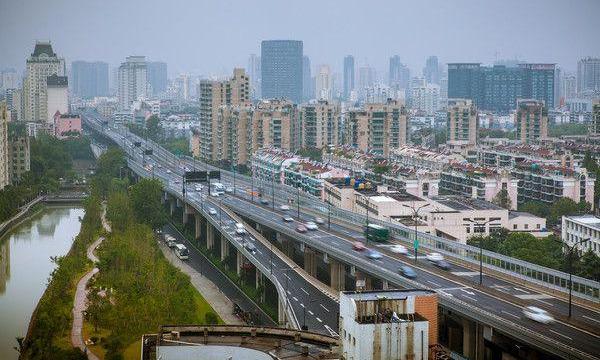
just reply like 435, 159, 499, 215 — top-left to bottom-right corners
251, 170, 255, 203
271, 172, 275, 211
297, 186, 300, 219
465, 218, 495, 285
402, 203, 430, 264
555, 237, 589, 318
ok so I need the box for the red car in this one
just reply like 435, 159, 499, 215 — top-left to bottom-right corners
296, 225, 308, 233
352, 241, 366, 251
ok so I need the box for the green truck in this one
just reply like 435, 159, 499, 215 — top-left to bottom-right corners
365, 224, 389, 243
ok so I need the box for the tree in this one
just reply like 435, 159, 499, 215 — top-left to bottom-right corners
129, 178, 165, 230
146, 115, 162, 141
372, 164, 390, 175
492, 189, 512, 209
106, 191, 133, 232
296, 147, 322, 162
548, 198, 588, 226
519, 201, 549, 219
578, 250, 600, 281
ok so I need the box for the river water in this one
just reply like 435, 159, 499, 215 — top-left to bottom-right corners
0, 206, 84, 359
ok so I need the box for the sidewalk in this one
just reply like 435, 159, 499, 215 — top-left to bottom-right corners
158, 242, 243, 325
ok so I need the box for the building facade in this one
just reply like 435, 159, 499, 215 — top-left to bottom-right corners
117, 56, 148, 110
577, 57, 600, 94
23, 42, 65, 122
514, 99, 548, 143
0, 104, 9, 190
300, 100, 340, 149
562, 215, 600, 256
70, 61, 109, 99
590, 99, 600, 136
147, 61, 168, 95
46, 74, 68, 124
446, 99, 478, 151
53, 112, 82, 139
8, 134, 30, 184
343, 55, 355, 100
261, 40, 303, 103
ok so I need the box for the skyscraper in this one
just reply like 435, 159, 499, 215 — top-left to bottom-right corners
117, 56, 148, 110
343, 55, 355, 100
261, 40, 303, 103
147, 61, 168, 95
247, 54, 261, 99
389, 56, 410, 90
423, 56, 440, 85
315, 65, 332, 101
71, 61, 109, 99
518, 63, 555, 109
302, 56, 312, 101
23, 41, 65, 122
577, 57, 600, 94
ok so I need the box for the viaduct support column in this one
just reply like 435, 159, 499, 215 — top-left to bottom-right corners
329, 259, 345, 291
462, 318, 476, 360
256, 272, 265, 303
206, 224, 215, 250
194, 213, 202, 240
355, 271, 372, 290
236, 250, 243, 277
183, 204, 193, 225
303, 247, 317, 277
169, 199, 175, 216
220, 237, 229, 261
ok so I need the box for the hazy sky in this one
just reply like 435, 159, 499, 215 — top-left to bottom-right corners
1, 0, 599, 77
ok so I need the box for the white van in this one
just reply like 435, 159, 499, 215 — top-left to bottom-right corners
174, 244, 189, 260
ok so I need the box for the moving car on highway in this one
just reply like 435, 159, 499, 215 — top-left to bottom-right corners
282, 215, 294, 222
305, 221, 318, 230
352, 241, 366, 251
366, 250, 382, 259
389, 244, 408, 255
523, 306, 554, 324
426, 252, 444, 262
296, 225, 307, 233
399, 265, 417, 279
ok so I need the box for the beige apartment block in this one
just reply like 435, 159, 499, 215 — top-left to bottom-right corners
514, 99, 548, 143
0, 103, 9, 190
251, 99, 299, 153
300, 100, 340, 149
446, 98, 478, 153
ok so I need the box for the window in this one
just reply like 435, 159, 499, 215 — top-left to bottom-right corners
524, 224, 529, 230
536, 224, 540, 229
513, 224, 518, 230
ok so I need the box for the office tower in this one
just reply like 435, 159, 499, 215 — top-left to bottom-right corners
515, 99, 548, 143
315, 65, 332, 101
1, 69, 18, 92
147, 61, 168, 95
261, 40, 303, 103
23, 41, 65, 122
173, 74, 191, 101
300, 100, 340, 149
448, 63, 555, 112
71, 61, 109, 99
46, 74, 68, 124
389, 56, 410, 90
302, 56, 312, 101
577, 57, 600, 94
344, 99, 408, 156
440, 77, 448, 104
343, 55, 355, 100
247, 54, 261, 99
0, 103, 8, 190
424, 55, 440, 84
117, 56, 148, 110
590, 100, 600, 136
446, 99, 478, 150
198, 68, 250, 161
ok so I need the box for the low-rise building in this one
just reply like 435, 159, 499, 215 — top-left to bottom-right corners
561, 215, 600, 255
53, 112, 82, 138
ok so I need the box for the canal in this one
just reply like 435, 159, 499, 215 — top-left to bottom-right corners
0, 206, 84, 359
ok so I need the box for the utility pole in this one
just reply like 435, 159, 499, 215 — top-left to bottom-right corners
465, 218, 494, 285
402, 203, 430, 264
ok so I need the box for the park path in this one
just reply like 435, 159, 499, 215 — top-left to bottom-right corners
70, 203, 110, 359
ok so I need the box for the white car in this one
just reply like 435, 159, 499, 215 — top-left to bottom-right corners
314, 217, 325, 224
279, 205, 290, 211
426, 252, 444, 262
235, 223, 246, 235
195, 185, 203, 192
523, 306, 554, 324
208, 208, 217, 215
390, 245, 408, 255
225, 187, 234, 193
166, 169, 172, 174
210, 191, 220, 197
305, 221, 318, 230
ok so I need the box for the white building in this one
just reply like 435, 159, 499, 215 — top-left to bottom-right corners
339, 290, 437, 360
562, 215, 600, 256
316, 65, 332, 101
410, 83, 440, 115
117, 56, 148, 110
23, 42, 65, 122
46, 74, 69, 125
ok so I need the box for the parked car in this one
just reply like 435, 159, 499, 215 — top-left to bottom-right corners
434, 260, 451, 270
296, 225, 308, 233
389, 245, 408, 255
314, 217, 325, 224
208, 208, 217, 215
195, 185, 203, 191
282, 215, 294, 222
352, 241, 366, 251
426, 252, 444, 262
366, 250, 382, 259
523, 306, 554, 324
399, 265, 417, 279
279, 205, 290, 211
305, 221, 318, 230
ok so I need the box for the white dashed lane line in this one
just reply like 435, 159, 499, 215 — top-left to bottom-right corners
320, 304, 329, 312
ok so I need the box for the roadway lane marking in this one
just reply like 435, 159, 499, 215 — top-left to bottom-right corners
320, 304, 330, 312
513, 287, 530, 294
535, 299, 554, 307
426, 280, 441, 287
286, 291, 291, 295
501, 310, 520, 319
300, 288, 309, 295
316, 317, 323, 323
462, 295, 478, 302
583, 315, 600, 324
459, 288, 476, 296
549, 329, 572, 341
300, 303, 305, 308
324, 325, 339, 337
255, 249, 263, 255
308, 310, 314, 315
283, 273, 291, 280
515, 294, 554, 300
451, 271, 480, 276
293, 297, 298, 302
438, 287, 470, 291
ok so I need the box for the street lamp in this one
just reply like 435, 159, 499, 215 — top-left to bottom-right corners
402, 203, 430, 264
465, 218, 495, 285
555, 237, 589, 318
271, 173, 275, 211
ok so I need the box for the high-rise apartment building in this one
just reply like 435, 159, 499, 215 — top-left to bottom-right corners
46, 74, 68, 124
590, 99, 600, 136
410, 83, 440, 115
446, 99, 478, 151
247, 54, 261, 100
251, 99, 299, 152
344, 99, 408, 156
423, 56, 440, 85
514, 99, 548, 143
1, 69, 18, 92
563, 74, 577, 100
389, 56, 410, 90
147, 61, 168, 95
23, 42, 65, 122
448, 63, 555, 112
358, 66, 376, 91
198, 68, 250, 161
261, 40, 303, 103
0, 103, 9, 190
315, 65, 332, 101
302, 56, 312, 102
577, 57, 600, 94
71, 61, 109, 99
117, 56, 148, 110
300, 100, 340, 149
343, 55, 355, 100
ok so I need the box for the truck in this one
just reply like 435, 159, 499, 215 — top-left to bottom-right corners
365, 224, 389, 243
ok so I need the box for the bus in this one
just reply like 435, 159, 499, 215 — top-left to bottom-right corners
212, 182, 225, 196
174, 244, 189, 260
365, 224, 389, 243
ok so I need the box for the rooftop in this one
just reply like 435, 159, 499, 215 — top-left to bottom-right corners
342, 289, 435, 301
32, 41, 56, 57
565, 214, 600, 230
47, 74, 68, 86
431, 195, 505, 211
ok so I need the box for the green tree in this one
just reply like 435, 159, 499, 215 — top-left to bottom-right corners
296, 147, 322, 162
106, 191, 133, 232
146, 115, 162, 141
129, 178, 165, 229
519, 201, 549, 219
492, 189, 512, 209
548, 198, 588, 226
372, 164, 390, 175
578, 250, 600, 281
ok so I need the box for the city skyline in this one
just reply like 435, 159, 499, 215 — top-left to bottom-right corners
1, 0, 599, 78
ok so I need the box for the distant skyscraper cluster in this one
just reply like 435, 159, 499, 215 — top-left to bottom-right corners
71, 61, 109, 99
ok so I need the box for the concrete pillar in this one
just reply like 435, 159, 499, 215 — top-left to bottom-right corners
382, 280, 389, 290
169, 199, 175, 216
183, 203, 193, 225
329, 259, 345, 291
303, 247, 317, 277
206, 224, 215, 250
220, 236, 229, 261
355, 271, 372, 291
255, 272, 265, 303
194, 213, 201, 240
462, 318, 476, 360
278, 295, 286, 326
236, 250, 243, 277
